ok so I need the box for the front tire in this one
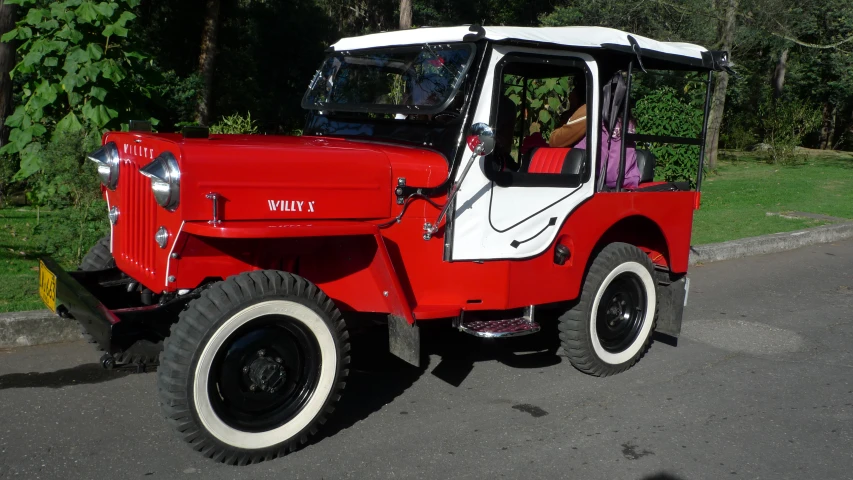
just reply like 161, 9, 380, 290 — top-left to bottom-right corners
559, 242, 657, 376
78, 235, 161, 364
79, 235, 116, 271
158, 270, 349, 464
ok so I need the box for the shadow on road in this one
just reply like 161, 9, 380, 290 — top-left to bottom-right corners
641, 473, 686, 480
313, 317, 565, 442
424, 317, 563, 387
0, 363, 133, 390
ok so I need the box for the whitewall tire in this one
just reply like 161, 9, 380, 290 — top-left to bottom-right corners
559, 243, 657, 376
158, 270, 349, 465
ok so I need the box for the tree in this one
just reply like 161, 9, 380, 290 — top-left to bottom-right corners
399, 0, 411, 29
196, 0, 220, 126
705, 0, 737, 170
772, 49, 788, 98
0, 0, 17, 146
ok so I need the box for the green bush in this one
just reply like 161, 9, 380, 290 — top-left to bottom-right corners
504, 75, 577, 142
209, 112, 258, 135
722, 121, 758, 151
0, 154, 18, 206
30, 132, 108, 267
758, 96, 820, 165
633, 86, 703, 185
1, 0, 153, 183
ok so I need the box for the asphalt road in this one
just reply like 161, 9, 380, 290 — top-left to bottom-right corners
2, 240, 853, 479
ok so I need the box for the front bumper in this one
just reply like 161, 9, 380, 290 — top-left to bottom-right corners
39, 257, 182, 356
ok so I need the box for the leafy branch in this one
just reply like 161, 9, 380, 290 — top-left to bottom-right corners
1, 0, 150, 181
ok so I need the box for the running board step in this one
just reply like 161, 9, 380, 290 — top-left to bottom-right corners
458, 318, 541, 338
457, 306, 540, 338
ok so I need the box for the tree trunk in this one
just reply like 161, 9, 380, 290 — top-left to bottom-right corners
705, 0, 737, 170
826, 105, 837, 150
195, 0, 220, 126
839, 107, 853, 150
772, 49, 788, 99
399, 0, 412, 30
819, 102, 834, 149
0, 0, 17, 147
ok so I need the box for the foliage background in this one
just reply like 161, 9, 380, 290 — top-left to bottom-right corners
0, 0, 849, 266
0, 0, 849, 192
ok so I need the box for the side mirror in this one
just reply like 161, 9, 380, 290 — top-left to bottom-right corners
467, 122, 495, 156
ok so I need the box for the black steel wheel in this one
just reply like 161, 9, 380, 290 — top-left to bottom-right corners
559, 242, 657, 376
158, 270, 349, 465
207, 317, 322, 433
595, 271, 647, 353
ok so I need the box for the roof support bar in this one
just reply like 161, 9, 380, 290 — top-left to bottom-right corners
696, 70, 714, 193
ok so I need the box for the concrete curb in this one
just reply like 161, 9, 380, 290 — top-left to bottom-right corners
3, 222, 853, 348
689, 222, 853, 266
0, 310, 82, 348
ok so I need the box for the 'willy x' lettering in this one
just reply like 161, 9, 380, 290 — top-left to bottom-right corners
268, 200, 315, 213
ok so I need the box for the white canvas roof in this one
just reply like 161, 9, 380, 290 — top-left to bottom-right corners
330, 26, 709, 61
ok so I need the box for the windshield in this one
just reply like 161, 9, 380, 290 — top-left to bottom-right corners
302, 44, 475, 115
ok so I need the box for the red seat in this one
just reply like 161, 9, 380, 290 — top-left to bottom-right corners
527, 147, 571, 174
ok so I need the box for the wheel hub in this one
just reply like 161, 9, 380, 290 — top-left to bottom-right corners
606, 293, 632, 326
244, 350, 287, 393
596, 272, 647, 354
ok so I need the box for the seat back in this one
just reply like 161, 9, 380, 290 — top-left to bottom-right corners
528, 148, 572, 174
562, 148, 585, 175
635, 149, 656, 183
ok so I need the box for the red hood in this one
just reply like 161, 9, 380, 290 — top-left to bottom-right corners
104, 133, 448, 222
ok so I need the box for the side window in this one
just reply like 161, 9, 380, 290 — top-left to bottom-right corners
487, 55, 591, 187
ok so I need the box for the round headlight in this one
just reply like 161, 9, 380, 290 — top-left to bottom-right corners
87, 142, 120, 190
140, 152, 181, 211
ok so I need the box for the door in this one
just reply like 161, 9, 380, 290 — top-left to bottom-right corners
450, 46, 600, 261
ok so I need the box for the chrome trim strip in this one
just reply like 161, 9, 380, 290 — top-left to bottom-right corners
105, 192, 113, 253
164, 220, 185, 289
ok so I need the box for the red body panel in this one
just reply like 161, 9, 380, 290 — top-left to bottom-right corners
178, 136, 393, 222
101, 132, 447, 294
505, 191, 695, 308
182, 220, 377, 238
102, 131, 694, 322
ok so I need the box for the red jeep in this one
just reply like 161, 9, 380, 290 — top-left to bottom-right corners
38, 26, 728, 464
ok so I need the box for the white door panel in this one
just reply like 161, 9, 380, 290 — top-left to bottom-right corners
488, 184, 582, 231
450, 46, 599, 261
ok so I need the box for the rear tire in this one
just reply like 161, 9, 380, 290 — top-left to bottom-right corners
158, 270, 349, 465
559, 242, 657, 376
79, 235, 116, 271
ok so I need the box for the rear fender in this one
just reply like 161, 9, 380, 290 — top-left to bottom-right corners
171, 221, 414, 323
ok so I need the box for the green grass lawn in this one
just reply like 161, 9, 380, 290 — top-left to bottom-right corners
692, 152, 853, 245
0, 208, 47, 313
1, 151, 852, 313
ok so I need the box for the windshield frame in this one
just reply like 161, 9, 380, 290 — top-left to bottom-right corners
301, 42, 477, 116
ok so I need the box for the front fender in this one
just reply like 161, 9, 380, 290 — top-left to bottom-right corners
171, 221, 414, 323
